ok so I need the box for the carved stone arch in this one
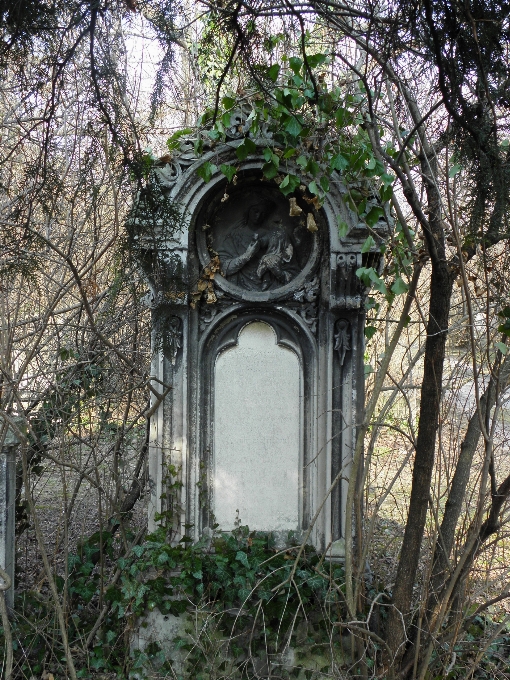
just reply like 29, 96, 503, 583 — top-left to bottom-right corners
159, 143, 362, 254
194, 306, 318, 541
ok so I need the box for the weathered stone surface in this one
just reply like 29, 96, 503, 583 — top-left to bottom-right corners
131, 609, 188, 675
214, 321, 300, 531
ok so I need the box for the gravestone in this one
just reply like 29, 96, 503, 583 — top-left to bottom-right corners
0, 418, 22, 611
131, 129, 388, 553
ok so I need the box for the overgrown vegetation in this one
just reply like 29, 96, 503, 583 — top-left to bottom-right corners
1, 1, 510, 679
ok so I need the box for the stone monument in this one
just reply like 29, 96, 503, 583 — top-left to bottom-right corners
131, 130, 387, 554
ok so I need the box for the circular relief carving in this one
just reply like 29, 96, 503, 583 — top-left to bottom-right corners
196, 177, 321, 301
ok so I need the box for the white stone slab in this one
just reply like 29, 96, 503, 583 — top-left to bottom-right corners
213, 321, 301, 531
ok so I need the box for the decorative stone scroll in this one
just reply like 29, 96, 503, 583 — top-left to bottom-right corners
137, 137, 388, 553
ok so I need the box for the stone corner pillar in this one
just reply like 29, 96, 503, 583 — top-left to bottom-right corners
0, 417, 23, 612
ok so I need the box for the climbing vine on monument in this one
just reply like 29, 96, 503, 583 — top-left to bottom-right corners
158, 44, 414, 325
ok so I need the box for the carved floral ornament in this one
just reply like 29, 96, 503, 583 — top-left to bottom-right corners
334, 319, 351, 367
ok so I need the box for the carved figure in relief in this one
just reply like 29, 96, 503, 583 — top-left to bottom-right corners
218, 201, 299, 291
337, 253, 358, 299
256, 219, 294, 288
160, 315, 182, 365
334, 319, 351, 367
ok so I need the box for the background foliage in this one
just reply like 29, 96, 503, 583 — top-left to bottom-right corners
1, 1, 510, 679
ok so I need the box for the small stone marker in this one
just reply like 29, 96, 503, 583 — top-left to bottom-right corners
0, 418, 22, 611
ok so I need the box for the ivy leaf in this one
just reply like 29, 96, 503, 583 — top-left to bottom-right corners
370, 275, 388, 295
320, 175, 330, 193
331, 153, 349, 172
198, 109, 215, 126
373, 159, 385, 175
289, 56, 303, 74
222, 96, 236, 110
335, 108, 349, 128
285, 116, 302, 137
170, 600, 188, 615
236, 551, 250, 569
308, 180, 320, 196
220, 164, 237, 182
498, 319, 510, 337
448, 164, 461, 178
306, 159, 319, 176
361, 235, 376, 253
380, 184, 393, 202
236, 138, 257, 160
279, 174, 300, 196
196, 161, 217, 183
263, 162, 279, 179
222, 111, 232, 127
366, 156, 376, 170
318, 92, 334, 113
283, 147, 297, 159
307, 52, 327, 68
391, 276, 409, 295
106, 629, 117, 644
166, 128, 193, 151
365, 325, 377, 339
381, 172, 395, 186
207, 128, 222, 141
157, 552, 169, 565
194, 137, 204, 156
495, 342, 508, 355
267, 63, 280, 82
337, 217, 349, 238
262, 149, 279, 167
365, 206, 385, 228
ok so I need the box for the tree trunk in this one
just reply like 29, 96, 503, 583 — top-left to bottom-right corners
385, 154, 454, 657
429, 355, 510, 600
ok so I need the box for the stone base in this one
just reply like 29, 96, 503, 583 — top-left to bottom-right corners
131, 609, 188, 677
132, 606, 348, 679
328, 537, 346, 560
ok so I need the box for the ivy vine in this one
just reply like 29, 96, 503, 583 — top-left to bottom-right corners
160, 47, 415, 326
